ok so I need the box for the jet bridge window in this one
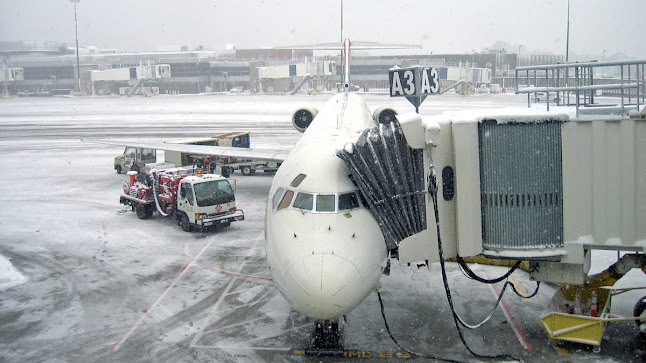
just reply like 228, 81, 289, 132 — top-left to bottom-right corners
293, 192, 313, 211
277, 190, 294, 211
316, 194, 336, 212
338, 192, 360, 210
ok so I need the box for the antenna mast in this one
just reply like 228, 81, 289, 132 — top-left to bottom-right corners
340, 0, 344, 87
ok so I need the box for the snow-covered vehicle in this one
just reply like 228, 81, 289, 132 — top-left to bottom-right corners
114, 147, 156, 174
119, 165, 244, 231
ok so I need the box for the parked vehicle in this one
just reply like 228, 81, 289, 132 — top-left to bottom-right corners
119, 164, 244, 231
164, 131, 281, 177
114, 147, 156, 174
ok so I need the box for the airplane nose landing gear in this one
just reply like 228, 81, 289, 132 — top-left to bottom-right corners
301, 319, 344, 356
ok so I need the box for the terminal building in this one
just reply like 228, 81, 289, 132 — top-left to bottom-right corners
0, 40, 563, 96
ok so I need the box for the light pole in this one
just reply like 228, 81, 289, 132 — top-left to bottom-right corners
565, 0, 571, 98
565, 0, 570, 63
518, 45, 524, 68
340, 0, 344, 88
602, 49, 606, 77
70, 0, 81, 94
500, 49, 506, 89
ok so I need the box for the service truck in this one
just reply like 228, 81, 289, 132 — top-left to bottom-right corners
119, 164, 244, 232
164, 132, 281, 177
114, 147, 156, 174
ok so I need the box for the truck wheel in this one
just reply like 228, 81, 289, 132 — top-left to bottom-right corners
634, 295, 646, 334
145, 204, 154, 219
179, 214, 192, 232
116, 165, 122, 174
221, 166, 231, 178
241, 166, 252, 176
136, 204, 150, 219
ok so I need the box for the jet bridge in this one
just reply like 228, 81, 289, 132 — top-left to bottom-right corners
1, 67, 24, 97
89, 64, 171, 96
257, 61, 336, 93
338, 107, 646, 285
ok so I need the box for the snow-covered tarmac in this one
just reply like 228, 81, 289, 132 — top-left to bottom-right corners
0, 93, 644, 362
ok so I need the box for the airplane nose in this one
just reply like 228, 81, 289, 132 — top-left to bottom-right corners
285, 253, 362, 319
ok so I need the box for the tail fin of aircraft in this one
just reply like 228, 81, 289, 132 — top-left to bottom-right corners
343, 39, 351, 94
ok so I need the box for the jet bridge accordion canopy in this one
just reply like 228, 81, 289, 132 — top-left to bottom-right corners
337, 121, 426, 251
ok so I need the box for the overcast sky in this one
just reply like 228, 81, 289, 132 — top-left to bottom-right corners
1, 0, 644, 58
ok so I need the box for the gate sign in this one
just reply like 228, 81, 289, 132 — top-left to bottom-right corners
389, 66, 440, 111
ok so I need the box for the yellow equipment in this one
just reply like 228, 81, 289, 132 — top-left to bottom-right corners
540, 254, 646, 352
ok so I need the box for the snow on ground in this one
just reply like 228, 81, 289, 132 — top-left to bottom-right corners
0, 255, 27, 291
0, 93, 644, 362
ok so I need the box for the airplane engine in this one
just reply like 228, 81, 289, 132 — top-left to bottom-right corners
372, 106, 398, 125
292, 107, 318, 133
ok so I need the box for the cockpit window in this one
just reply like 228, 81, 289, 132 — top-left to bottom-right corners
338, 192, 360, 210
277, 190, 294, 210
290, 174, 307, 187
275, 190, 363, 214
316, 194, 335, 212
293, 192, 313, 210
272, 188, 285, 209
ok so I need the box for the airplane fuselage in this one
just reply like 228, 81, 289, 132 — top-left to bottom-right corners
265, 93, 388, 320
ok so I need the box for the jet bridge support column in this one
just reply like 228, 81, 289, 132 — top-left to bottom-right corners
127, 78, 144, 97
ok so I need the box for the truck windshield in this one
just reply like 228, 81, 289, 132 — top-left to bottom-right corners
193, 180, 235, 207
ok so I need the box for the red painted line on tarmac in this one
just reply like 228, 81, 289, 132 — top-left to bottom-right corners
485, 272, 532, 350
182, 243, 192, 258
111, 241, 212, 351
211, 267, 273, 281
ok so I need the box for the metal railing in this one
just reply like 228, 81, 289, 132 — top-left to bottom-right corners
515, 60, 645, 116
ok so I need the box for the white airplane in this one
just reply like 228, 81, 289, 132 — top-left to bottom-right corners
91, 39, 408, 350
266, 94, 389, 319
265, 40, 390, 323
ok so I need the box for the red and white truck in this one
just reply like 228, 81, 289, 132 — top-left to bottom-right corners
120, 164, 244, 231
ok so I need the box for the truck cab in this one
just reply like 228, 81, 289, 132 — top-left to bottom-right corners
176, 174, 244, 231
115, 147, 156, 174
